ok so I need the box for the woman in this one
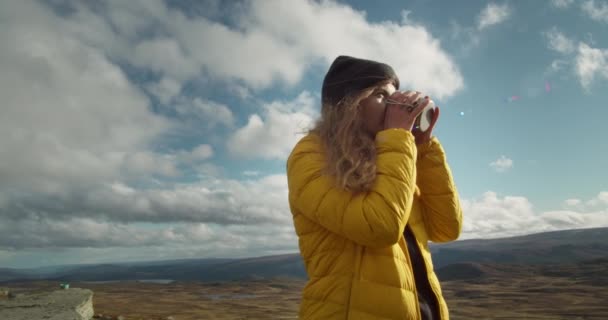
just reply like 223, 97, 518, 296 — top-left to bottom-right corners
286, 55, 463, 320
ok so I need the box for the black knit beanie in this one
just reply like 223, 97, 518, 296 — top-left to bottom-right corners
321, 55, 400, 106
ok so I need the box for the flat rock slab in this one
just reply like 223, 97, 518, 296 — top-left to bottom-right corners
0, 288, 94, 320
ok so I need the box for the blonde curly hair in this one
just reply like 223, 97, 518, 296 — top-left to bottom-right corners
308, 80, 393, 194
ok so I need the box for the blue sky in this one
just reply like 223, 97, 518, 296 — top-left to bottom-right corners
1, 0, 607, 268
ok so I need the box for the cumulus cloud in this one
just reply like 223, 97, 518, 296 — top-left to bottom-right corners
243, 171, 261, 176
540, 191, 608, 230
448, 3, 511, 56
121, 151, 180, 178
599, 191, 608, 204
0, 171, 297, 256
145, 76, 183, 105
547, 59, 570, 74
14, 0, 603, 269
541, 26, 607, 91
51, 0, 463, 99
0, 217, 297, 257
0, 173, 297, 265
0, 1, 306, 252
564, 198, 582, 206
3, 185, 608, 264
460, 191, 608, 239
575, 43, 608, 91
581, 0, 608, 23
549, 0, 607, 57
193, 163, 224, 179
0, 0, 463, 257
447, 21, 481, 57
227, 92, 318, 159
489, 155, 513, 173
477, 3, 512, 31
543, 27, 576, 54
1, 172, 291, 227
1, 222, 298, 268
171, 98, 235, 130
165, 144, 214, 167
0, 0, 177, 200
585, 191, 608, 208
550, 0, 575, 9
0, 218, 170, 249
242, 0, 464, 98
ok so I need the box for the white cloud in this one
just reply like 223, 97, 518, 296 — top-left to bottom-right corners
131, 37, 199, 81
146, 76, 182, 105
227, 91, 317, 159
599, 191, 608, 204
0, 217, 297, 254
581, 0, 608, 23
548, 59, 570, 73
461, 192, 539, 239
15, 0, 608, 268
401, 10, 414, 25
0, 0, 177, 199
189, 144, 214, 161
541, 28, 607, 90
3, 184, 608, 264
169, 144, 214, 166
585, 191, 608, 208
0, 0, 465, 268
564, 198, 582, 206
0, 1, 298, 251
489, 155, 513, 172
575, 42, 608, 91
1, 0, 462, 255
174, 98, 235, 129
538, 210, 603, 229
1, 172, 292, 227
448, 3, 511, 56
0, 171, 295, 252
122, 151, 180, 178
460, 191, 608, 239
551, 0, 575, 9
0, 222, 299, 268
543, 27, 576, 54
110, 182, 136, 196
477, 3, 512, 30
447, 21, 481, 56
230, 85, 253, 100
241, 1, 463, 99
59, 0, 463, 99
194, 163, 224, 179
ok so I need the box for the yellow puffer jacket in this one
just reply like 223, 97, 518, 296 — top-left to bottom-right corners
287, 128, 463, 320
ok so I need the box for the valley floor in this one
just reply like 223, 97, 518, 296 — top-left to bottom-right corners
4, 275, 608, 319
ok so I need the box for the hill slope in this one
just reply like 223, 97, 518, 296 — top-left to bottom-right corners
2, 227, 606, 283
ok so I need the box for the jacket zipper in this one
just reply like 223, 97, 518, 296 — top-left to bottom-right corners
345, 245, 363, 320
407, 226, 443, 320
402, 232, 423, 320
419, 244, 443, 319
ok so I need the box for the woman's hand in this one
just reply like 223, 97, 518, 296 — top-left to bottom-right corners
412, 105, 440, 145
383, 91, 428, 131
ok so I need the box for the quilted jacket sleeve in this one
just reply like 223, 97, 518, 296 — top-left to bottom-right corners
287, 129, 418, 248
416, 136, 463, 243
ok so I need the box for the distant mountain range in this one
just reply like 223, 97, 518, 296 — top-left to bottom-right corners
429, 226, 608, 267
2, 227, 606, 283
434, 257, 608, 283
